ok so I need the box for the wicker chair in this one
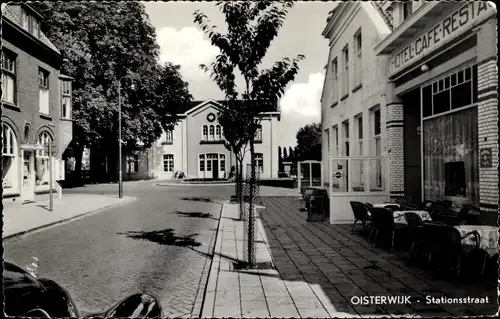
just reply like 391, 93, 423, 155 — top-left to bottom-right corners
421, 223, 480, 277
395, 196, 412, 207
349, 201, 371, 232
404, 212, 424, 257
370, 207, 407, 252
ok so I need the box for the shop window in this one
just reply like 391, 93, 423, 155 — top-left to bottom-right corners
35, 132, 53, 186
472, 65, 478, 103
422, 85, 433, 117
451, 73, 457, 86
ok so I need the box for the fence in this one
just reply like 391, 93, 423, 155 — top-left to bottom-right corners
242, 163, 260, 266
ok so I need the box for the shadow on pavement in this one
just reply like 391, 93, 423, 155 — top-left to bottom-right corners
118, 228, 202, 247
180, 197, 213, 203
256, 197, 497, 317
174, 211, 218, 221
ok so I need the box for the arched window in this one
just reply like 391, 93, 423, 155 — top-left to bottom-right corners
209, 125, 215, 141
35, 131, 53, 186
202, 125, 208, 141
215, 125, 222, 140
2, 124, 18, 192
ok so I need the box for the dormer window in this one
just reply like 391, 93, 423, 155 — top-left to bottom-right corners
21, 8, 40, 38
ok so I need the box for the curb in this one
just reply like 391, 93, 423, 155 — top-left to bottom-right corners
200, 202, 227, 318
156, 183, 236, 187
2, 197, 137, 240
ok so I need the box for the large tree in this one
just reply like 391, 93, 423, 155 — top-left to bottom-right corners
194, 0, 304, 266
295, 122, 322, 162
34, 2, 192, 182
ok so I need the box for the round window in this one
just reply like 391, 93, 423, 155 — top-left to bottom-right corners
207, 113, 216, 122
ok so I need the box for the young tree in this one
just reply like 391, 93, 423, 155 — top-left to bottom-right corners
278, 146, 283, 172
194, 1, 304, 266
218, 105, 250, 217
295, 122, 322, 162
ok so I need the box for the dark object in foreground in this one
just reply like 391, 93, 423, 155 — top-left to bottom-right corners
3, 260, 163, 318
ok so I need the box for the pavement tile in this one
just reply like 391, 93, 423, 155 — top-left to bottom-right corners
269, 306, 300, 318
241, 308, 270, 318
213, 305, 240, 318
240, 292, 266, 301
296, 307, 330, 318
241, 300, 268, 311
293, 297, 325, 309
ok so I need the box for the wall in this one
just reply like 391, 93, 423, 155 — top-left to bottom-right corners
321, 3, 391, 190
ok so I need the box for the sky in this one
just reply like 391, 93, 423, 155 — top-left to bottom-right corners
143, 1, 334, 147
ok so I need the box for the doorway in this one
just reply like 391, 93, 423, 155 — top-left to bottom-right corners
21, 149, 36, 203
402, 88, 422, 204
212, 159, 219, 179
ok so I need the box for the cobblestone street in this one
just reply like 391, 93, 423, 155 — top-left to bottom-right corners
3, 181, 233, 317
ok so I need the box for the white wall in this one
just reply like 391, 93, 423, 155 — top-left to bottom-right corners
321, 3, 391, 188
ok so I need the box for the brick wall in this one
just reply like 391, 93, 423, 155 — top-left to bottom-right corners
477, 57, 499, 213
385, 103, 405, 197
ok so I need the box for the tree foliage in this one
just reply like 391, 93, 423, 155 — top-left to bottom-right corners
34, 2, 192, 151
295, 123, 322, 161
193, 0, 304, 171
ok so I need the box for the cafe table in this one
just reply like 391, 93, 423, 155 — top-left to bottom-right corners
373, 203, 400, 209
454, 225, 499, 274
393, 210, 433, 224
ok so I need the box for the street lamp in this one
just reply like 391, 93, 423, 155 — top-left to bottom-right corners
117, 74, 137, 199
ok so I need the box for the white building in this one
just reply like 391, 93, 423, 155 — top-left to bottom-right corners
320, 2, 392, 199
122, 99, 280, 180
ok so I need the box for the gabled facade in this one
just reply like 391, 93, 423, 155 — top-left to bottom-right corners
320, 2, 392, 193
374, 1, 498, 219
123, 99, 280, 180
2, 3, 73, 203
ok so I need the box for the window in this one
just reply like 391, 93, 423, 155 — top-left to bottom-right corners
39, 68, 50, 114
220, 154, 225, 172
35, 131, 53, 186
402, 1, 413, 21
372, 108, 382, 187
2, 124, 17, 190
21, 8, 40, 38
353, 30, 362, 87
254, 125, 262, 141
1, 50, 16, 104
61, 80, 71, 119
199, 154, 205, 171
325, 129, 330, 155
163, 154, 174, 172
202, 125, 208, 141
357, 115, 363, 156
424, 65, 477, 119
342, 120, 349, 156
127, 155, 139, 173
216, 125, 222, 140
331, 58, 338, 104
209, 125, 215, 141
341, 45, 349, 97
255, 153, 264, 173
165, 130, 173, 143
423, 107, 478, 205
333, 125, 339, 156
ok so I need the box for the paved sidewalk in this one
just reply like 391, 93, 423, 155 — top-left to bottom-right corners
201, 203, 360, 318
3, 194, 136, 239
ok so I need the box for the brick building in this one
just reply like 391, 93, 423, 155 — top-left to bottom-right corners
122, 99, 280, 180
2, 3, 73, 204
374, 1, 498, 219
320, 2, 392, 197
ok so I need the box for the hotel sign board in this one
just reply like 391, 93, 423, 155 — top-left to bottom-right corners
390, 1, 495, 74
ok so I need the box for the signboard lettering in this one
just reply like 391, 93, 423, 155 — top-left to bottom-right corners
390, 1, 493, 74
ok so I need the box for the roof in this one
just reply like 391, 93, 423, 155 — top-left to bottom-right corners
2, 4, 61, 55
176, 99, 279, 115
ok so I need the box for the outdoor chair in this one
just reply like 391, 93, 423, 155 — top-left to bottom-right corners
421, 223, 480, 277
370, 207, 407, 252
395, 196, 412, 207
384, 204, 401, 212
349, 201, 371, 232
404, 212, 424, 258
409, 200, 435, 211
